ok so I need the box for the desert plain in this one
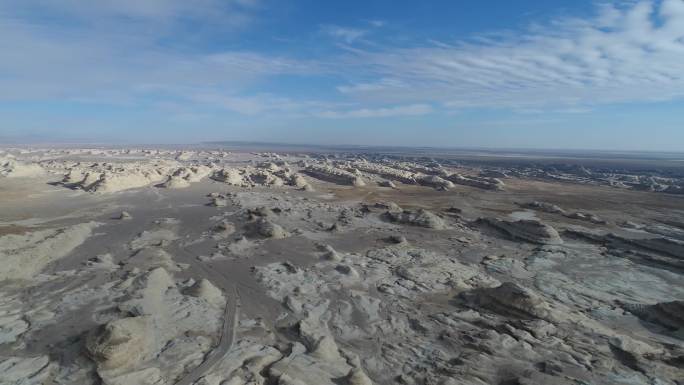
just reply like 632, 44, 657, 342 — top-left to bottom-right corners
0, 145, 683, 385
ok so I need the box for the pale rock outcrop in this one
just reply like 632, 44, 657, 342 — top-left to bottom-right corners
346, 367, 373, 385
160, 175, 190, 189
255, 262, 328, 302
116, 211, 132, 220
248, 169, 285, 186
304, 164, 366, 186
213, 221, 236, 236
0, 306, 29, 344
278, 374, 308, 385
461, 282, 557, 322
129, 227, 178, 250
85, 266, 224, 382
192, 342, 283, 384
0, 221, 100, 281
185, 165, 212, 182
227, 236, 254, 254
80, 161, 178, 193
0, 156, 45, 178
321, 245, 342, 261
266, 320, 351, 385
185, 279, 225, 307
417, 175, 454, 190
211, 168, 248, 186
290, 174, 310, 188
212, 165, 300, 188
351, 161, 418, 184
378, 180, 396, 188
622, 300, 684, 337
386, 209, 447, 229
79, 172, 102, 188
175, 151, 193, 161
86, 316, 153, 370
128, 248, 181, 271
101, 367, 163, 385
335, 264, 360, 278
0, 355, 51, 385
157, 165, 211, 189
86, 253, 119, 270
523, 201, 565, 214
387, 235, 409, 245
375, 201, 403, 213
210, 196, 228, 207
566, 211, 606, 224
63, 168, 86, 184
447, 173, 505, 191
251, 218, 289, 239
479, 218, 563, 244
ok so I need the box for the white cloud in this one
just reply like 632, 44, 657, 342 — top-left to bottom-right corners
367, 20, 386, 28
337, 78, 409, 94
337, 0, 684, 110
0, 0, 260, 26
190, 93, 339, 116
320, 20, 385, 44
317, 104, 433, 118
189, 92, 433, 120
321, 25, 367, 43
1, 0, 683, 122
0, 12, 316, 103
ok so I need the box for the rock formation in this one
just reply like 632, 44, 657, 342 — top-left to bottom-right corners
479, 218, 563, 244
386, 209, 447, 229
0, 221, 100, 281
86, 316, 152, 371
304, 164, 366, 186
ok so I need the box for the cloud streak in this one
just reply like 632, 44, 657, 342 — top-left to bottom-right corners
338, 0, 684, 110
317, 104, 433, 118
321, 25, 368, 43
0, 0, 683, 122
0, 8, 316, 104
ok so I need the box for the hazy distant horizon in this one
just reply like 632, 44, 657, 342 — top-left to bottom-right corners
4, 138, 684, 158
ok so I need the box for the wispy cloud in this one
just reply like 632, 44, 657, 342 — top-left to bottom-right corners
337, 0, 684, 110
0, 0, 261, 28
1, 0, 683, 123
189, 93, 340, 116
366, 19, 386, 28
0, 5, 316, 104
317, 104, 433, 118
186, 92, 433, 120
321, 25, 368, 43
321, 19, 386, 44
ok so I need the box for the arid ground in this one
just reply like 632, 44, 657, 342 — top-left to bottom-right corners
1, 146, 683, 385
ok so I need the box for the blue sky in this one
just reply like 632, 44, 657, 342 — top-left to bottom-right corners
1, 0, 683, 150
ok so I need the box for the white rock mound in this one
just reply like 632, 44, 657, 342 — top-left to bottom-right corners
479, 218, 563, 244
0, 355, 51, 385
304, 164, 366, 186
86, 316, 153, 370
251, 218, 289, 239
185, 279, 225, 307
351, 161, 418, 184
447, 173, 505, 191
0, 156, 45, 178
160, 175, 190, 189
386, 209, 447, 229
0, 221, 100, 281
461, 282, 557, 321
